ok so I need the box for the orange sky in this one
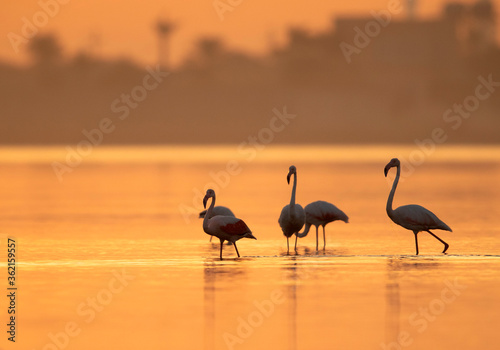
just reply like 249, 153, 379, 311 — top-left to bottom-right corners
1, 0, 497, 67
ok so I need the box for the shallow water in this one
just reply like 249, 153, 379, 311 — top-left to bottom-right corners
0, 145, 499, 349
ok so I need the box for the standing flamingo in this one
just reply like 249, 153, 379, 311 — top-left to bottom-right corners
297, 201, 349, 250
199, 206, 235, 242
384, 158, 452, 255
203, 189, 256, 259
278, 165, 305, 253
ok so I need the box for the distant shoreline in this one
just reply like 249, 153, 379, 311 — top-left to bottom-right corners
0, 144, 499, 164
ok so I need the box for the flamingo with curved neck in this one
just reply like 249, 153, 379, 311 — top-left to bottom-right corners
297, 200, 349, 250
203, 189, 256, 259
278, 165, 305, 253
384, 158, 452, 255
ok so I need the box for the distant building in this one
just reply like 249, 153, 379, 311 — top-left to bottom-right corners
334, 0, 496, 67
466, 0, 496, 54
334, 17, 460, 69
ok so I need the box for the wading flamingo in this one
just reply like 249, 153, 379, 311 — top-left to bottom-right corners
199, 206, 235, 242
297, 201, 349, 250
203, 189, 256, 259
384, 158, 452, 255
278, 165, 305, 253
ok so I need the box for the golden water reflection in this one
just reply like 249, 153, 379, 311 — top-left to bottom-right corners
0, 146, 499, 349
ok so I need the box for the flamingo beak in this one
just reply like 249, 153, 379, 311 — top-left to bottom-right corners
203, 195, 208, 209
287, 172, 291, 184
384, 164, 390, 177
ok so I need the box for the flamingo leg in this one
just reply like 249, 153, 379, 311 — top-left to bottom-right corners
209, 235, 213, 242
323, 225, 326, 250
294, 235, 298, 252
315, 226, 319, 251
233, 241, 240, 258
413, 231, 419, 255
426, 230, 449, 253
287, 237, 290, 254
219, 239, 224, 260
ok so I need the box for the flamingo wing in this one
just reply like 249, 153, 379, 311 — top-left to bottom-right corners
394, 205, 452, 231
209, 216, 251, 236
306, 201, 349, 224
221, 220, 251, 236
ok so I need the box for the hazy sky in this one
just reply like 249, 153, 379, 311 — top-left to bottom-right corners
1, 0, 497, 67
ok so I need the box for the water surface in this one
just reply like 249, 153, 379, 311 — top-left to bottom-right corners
0, 145, 499, 349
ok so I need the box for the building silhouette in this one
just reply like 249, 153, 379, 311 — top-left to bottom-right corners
0, 0, 498, 145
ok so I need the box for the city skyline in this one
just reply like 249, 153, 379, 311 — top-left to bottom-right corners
2, 0, 498, 68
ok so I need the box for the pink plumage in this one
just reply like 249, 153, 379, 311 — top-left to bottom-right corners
220, 219, 251, 236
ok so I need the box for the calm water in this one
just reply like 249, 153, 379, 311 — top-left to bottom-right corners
0, 145, 499, 350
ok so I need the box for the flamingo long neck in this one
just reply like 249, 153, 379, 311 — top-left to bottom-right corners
203, 195, 215, 232
386, 165, 400, 219
290, 173, 297, 218
297, 222, 311, 238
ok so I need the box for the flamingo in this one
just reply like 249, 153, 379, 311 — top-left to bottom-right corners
297, 201, 349, 250
199, 206, 235, 242
202, 189, 256, 259
278, 165, 305, 253
384, 158, 452, 255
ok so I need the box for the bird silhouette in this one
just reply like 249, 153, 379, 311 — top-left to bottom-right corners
384, 158, 452, 255
202, 189, 256, 259
297, 200, 348, 250
278, 165, 305, 253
